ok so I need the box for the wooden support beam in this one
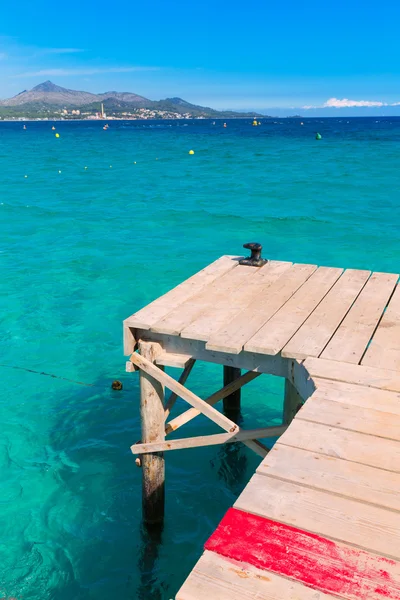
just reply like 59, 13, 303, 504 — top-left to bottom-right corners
165, 370, 261, 435
138, 340, 165, 525
223, 366, 241, 418
130, 352, 239, 434
164, 359, 196, 419
283, 379, 303, 425
156, 352, 194, 369
131, 426, 287, 454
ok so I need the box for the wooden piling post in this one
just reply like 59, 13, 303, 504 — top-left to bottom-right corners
223, 366, 241, 419
283, 379, 303, 425
139, 339, 165, 525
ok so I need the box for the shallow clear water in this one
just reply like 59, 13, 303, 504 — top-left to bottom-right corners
1, 117, 400, 599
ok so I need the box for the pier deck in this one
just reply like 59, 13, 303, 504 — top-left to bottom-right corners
123, 254, 400, 599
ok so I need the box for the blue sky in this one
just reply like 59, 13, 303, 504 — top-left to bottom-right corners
1, 0, 400, 114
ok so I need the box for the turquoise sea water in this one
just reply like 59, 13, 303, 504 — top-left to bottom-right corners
1, 117, 400, 599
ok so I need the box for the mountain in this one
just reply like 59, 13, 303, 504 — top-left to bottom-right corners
0, 81, 100, 107
0, 81, 262, 118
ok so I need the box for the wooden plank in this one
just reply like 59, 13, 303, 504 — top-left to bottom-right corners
151, 264, 258, 336
258, 444, 400, 512
363, 281, 400, 371
282, 269, 371, 360
298, 395, 400, 441
312, 378, 400, 415
164, 359, 196, 419
130, 352, 239, 434
181, 261, 293, 342
177, 550, 340, 600
125, 255, 239, 330
245, 267, 343, 355
206, 509, 400, 600
156, 352, 194, 368
278, 418, 400, 473
136, 329, 288, 378
165, 370, 261, 434
321, 272, 398, 364
235, 474, 400, 560
205, 263, 318, 354
131, 425, 286, 454
304, 356, 400, 392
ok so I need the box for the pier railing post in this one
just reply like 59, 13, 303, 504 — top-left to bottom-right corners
283, 379, 303, 425
139, 339, 165, 525
223, 366, 241, 421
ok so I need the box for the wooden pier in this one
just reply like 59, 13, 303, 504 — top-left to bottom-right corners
123, 247, 400, 599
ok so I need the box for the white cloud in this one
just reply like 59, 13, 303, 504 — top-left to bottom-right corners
324, 97, 386, 108
302, 97, 400, 109
11, 66, 159, 77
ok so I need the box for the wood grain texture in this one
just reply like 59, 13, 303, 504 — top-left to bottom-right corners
277, 418, 400, 473
297, 395, 400, 441
206, 263, 317, 354
245, 266, 343, 355
363, 282, 400, 371
235, 475, 400, 560
138, 340, 165, 524
321, 272, 398, 364
126, 255, 239, 330
304, 356, 400, 392
177, 550, 340, 600
312, 378, 400, 415
282, 269, 371, 360
258, 444, 400, 512
206, 509, 400, 600
151, 264, 257, 335
131, 426, 286, 454
180, 260, 293, 342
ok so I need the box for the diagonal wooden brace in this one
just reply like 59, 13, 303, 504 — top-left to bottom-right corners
130, 352, 239, 434
131, 425, 287, 455
164, 358, 196, 419
165, 370, 261, 434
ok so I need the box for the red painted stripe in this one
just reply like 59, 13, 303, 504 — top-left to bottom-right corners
205, 508, 400, 599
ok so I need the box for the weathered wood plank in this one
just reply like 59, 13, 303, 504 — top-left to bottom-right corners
321, 272, 398, 364
151, 264, 258, 336
205, 263, 318, 354
125, 255, 239, 331
177, 550, 340, 600
245, 267, 343, 355
130, 352, 239, 434
258, 444, 400, 512
312, 377, 400, 415
131, 425, 286, 454
298, 395, 400, 441
278, 418, 400, 473
363, 282, 400, 371
156, 352, 194, 368
282, 269, 371, 360
165, 370, 261, 434
138, 340, 165, 524
181, 260, 293, 342
206, 510, 400, 600
235, 474, 400, 560
304, 356, 400, 392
